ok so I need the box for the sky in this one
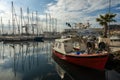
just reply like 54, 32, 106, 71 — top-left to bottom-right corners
0, 0, 120, 32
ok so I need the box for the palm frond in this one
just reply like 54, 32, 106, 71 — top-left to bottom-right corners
96, 18, 102, 22
100, 15, 105, 19
105, 13, 110, 19
99, 22, 105, 26
96, 13, 117, 38
109, 19, 116, 22
109, 14, 116, 18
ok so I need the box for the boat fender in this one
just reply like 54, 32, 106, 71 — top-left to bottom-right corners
98, 42, 106, 51
86, 42, 95, 54
86, 42, 95, 49
76, 51, 81, 55
87, 42, 92, 48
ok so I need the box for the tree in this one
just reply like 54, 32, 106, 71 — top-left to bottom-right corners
96, 13, 116, 38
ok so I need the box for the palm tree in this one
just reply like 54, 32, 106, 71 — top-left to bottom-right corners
96, 13, 116, 38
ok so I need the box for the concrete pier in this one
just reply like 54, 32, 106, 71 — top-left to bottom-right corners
0, 36, 43, 42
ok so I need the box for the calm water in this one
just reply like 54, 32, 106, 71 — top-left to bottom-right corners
0, 41, 119, 80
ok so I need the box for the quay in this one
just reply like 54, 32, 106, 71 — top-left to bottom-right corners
0, 35, 43, 42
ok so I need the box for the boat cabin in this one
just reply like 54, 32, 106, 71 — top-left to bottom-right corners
53, 38, 73, 54
53, 36, 109, 55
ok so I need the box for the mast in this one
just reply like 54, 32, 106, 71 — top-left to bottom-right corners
53, 18, 56, 32
40, 19, 43, 34
55, 18, 57, 32
32, 12, 34, 35
20, 8, 23, 35
49, 13, 51, 32
8, 20, 10, 35
36, 11, 38, 36
46, 13, 48, 32
53, 18, 55, 32
1, 17, 3, 35
51, 18, 54, 32
11, 1, 15, 35
17, 16, 20, 35
27, 7, 29, 35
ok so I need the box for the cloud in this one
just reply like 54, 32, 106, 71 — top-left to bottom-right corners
46, 0, 120, 29
0, 0, 119, 32
116, 7, 120, 10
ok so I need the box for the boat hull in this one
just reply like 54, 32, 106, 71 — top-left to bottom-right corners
52, 49, 108, 70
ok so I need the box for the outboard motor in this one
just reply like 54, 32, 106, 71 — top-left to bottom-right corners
98, 42, 106, 51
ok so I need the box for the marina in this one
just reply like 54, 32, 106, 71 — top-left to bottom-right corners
0, 0, 120, 80
0, 42, 119, 80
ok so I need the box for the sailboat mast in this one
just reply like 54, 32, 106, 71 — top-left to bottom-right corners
32, 12, 34, 35
53, 18, 55, 32
51, 18, 54, 32
49, 13, 51, 32
8, 20, 10, 35
11, 1, 15, 35
20, 8, 23, 35
27, 7, 29, 35
55, 18, 57, 32
1, 17, 3, 35
36, 11, 38, 36
46, 13, 48, 32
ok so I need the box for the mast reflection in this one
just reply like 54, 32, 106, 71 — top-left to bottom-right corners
0, 42, 53, 77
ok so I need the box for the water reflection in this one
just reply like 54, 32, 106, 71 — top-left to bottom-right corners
52, 54, 106, 80
0, 42, 60, 80
0, 42, 119, 80
53, 52, 120, 80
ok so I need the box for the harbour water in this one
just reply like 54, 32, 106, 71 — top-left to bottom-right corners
0, 42, 119, 80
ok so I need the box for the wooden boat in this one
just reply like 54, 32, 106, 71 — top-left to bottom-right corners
52, 53, 106, 80
52, 38, 109, 70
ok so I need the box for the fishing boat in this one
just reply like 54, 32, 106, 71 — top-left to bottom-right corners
52, 38, 109, 70
52, 53, 106, 80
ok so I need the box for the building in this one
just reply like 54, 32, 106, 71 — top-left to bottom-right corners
109, 24, 120, 35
